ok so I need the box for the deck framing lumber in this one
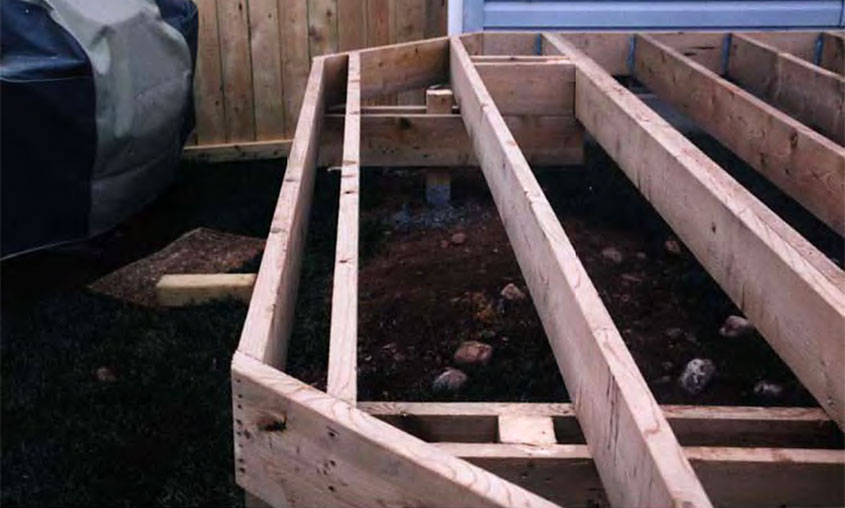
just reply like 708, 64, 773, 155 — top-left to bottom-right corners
449, 35, 712, 508
326, 52, 361, 403
544, 32, 845, 430
156, 273, 256, 306
730, 33, 845, 145
633, 34, 845, 235
232, 30, 845, 508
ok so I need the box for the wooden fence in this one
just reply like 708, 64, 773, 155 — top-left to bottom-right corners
189, 0, 447, 146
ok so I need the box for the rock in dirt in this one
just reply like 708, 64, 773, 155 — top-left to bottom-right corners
479, 329, 496, 340
754, 380, 783, 399
601, 247, 624, 264
665, 328, 685, 341
454, 340, 493, 366
500, 283, 527, 301
719, 315, 755, 339
95, 367, 117, 383
665, 239, 682, 255
432, 368, 468, 392
450, 232, 467, 245
678, 358, 716, 395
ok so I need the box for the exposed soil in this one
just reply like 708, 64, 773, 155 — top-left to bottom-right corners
325, 139, 842, 406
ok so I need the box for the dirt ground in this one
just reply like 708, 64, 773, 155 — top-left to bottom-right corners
293, 139, 841, 407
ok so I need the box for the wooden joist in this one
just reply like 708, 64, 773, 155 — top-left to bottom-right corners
156, 273, 256, 306
326, 53, 360, 403
359, 401, 843, 449
820, 31, 845, 75
236, 56, 334, 368
544, 33, 845, 430
474, 60, 575, 115
450, 35, 712, 508
231, 352, 557, 508
437, 442, 844, 508
633, 34, 845, 235
729, 33, 844, 145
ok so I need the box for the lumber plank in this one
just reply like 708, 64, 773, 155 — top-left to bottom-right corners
359, 37, 450, 100
182, 139, 291, 163
337, 0, 366, 51
326, 52, 360, 403
743, 31, 819, 64
425, 89, 454, 114
193, 0, 226, 144
231, 352, 559, 508
545, 33, 845, 429
216, 0, 255, 141
450, 36, 711, 508
634, 34, 845, 234
360, 402, 843, 449
395, 0, 427, 105
156, 273, 256, 306
498, 415, 556, 446
320, 113, 584, 167
247, 0, 286, 139
730, 33, 844, 145
364, 0, 394, 105
424, 89, 454, 205
236, 57, 329, 368
183, 113, 584, 166
474, 61, 575, 115
307, 0, 339, 58
280, 0, 310, 136
437, 442, 845, 508
820, 31, 845, 75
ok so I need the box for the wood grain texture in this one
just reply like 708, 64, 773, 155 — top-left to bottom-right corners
360, 37, 450, 100
395, 0, 426, 104
193, 0, 227, 144
545, 33, 845, 430
236, 58, 329, 367
820, 32, 845, 75
635, 34, 845, 235
248, 0, 285, 138
498, 416, 557, 446
451, 36, 712, 508
475, 61, 574, 115
157, 273, 255, 306
217, 0, 255, 141
182, 138, 291, 162
280, 0, 310, 136
319, 113, 584, 167
438, 442, 844, 508
337, 0, 366, 51
360, 401, 844, 449
232, 352, 559, 508
308, 0, 339, 58
731, 33, 844, 145
327, 52, 360, 403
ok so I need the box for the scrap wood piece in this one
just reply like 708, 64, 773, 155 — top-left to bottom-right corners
156, 273, 257, 306
89, 227, 263, 306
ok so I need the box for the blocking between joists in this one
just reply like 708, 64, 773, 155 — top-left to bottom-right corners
327, 52, 361, 404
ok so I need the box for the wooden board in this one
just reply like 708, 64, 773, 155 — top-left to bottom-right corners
438, 442, 844, 508
232, 352, 559, 508
475, 61, 574, 115
280, 0, 311, 136
236, 57, 330, 368
327, 53, 360, 403
820, 32, 845, 75
337, 0, 366, 51
360, 37, 450, 100
193, 0, 226, 144
248, 0, 286, 138
217, 0, 255, 142
730, 33, 844, 145
182, 139, 291, 163
156, 273, 256, 306
308, 0, 339, 59
634, 34, 845, 235
359, 401, 844, 449
450, 36, 712, 508
544, 33, 845, 430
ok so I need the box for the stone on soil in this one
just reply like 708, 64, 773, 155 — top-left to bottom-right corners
754, 380, 783, 398
601, 247, 624, 264
432, 368, 468, 392
719, 315, 755, 338
454, 340, 493, 366
500, 283, 527, 301
665, 239, 682, 255
450, 232, 467, 245
678, 358, 716, 395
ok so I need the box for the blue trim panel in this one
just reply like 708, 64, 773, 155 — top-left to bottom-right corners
482, 1, 845, 29
464, 0, 485, 31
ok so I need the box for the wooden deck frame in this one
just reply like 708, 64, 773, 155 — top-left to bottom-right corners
233, 30, 845, 508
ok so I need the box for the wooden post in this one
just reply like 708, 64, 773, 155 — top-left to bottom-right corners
425, 88, 455, 207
